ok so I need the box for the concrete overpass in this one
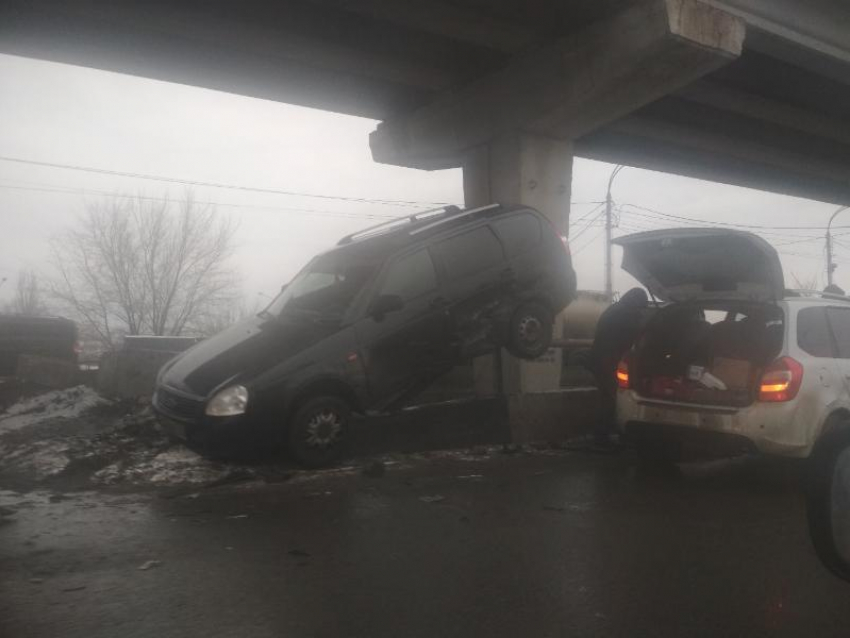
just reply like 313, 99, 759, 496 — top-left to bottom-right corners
2, 0, 848, 206
3, 0, 849, 438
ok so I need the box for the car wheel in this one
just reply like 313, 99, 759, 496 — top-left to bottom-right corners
507, 302, 553, 359
287, 395, 350, 468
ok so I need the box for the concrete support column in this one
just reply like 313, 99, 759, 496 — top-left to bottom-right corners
463, 133, 574, 437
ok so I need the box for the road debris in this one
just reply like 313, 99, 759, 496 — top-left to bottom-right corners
137, 560, 161, 571
419, 495, 445, 503
226, 514, 249, 520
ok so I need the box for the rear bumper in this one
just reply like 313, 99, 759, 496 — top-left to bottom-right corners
617, 390, 814, 458
623, 421, 758, 457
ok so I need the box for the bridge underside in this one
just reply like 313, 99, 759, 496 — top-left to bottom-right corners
3, 0, 849, 205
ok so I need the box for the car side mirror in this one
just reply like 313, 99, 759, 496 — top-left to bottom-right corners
806, 422, 850, 582
370, 294, 404, 320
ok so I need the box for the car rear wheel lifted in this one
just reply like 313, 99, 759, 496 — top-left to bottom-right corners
287, 395, 351, 468
506, 301, 554, 359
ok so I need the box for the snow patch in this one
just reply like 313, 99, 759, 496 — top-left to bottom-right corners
0, 386, 109, 433
1, 440, 71, 479
94, 447, 229, 486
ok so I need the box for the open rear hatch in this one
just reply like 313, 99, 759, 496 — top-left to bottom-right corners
613, 228, 784, 303
614, 229, 785, 407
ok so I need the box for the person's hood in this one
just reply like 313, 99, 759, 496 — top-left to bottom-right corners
159, 314, 338, 397
613, 228, 785, 303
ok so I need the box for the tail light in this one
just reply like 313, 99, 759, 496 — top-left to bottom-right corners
73, 340, 83, 355
758, 357, 803, 402
616, 355, 631, 389
560, 235, 571, 256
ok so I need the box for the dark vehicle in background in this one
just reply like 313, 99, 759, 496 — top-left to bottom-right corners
0, 315, 80, 376
154, 203, 577, 466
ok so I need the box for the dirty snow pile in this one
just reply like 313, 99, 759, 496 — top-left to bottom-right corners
0, 386, 244, 489
0, 386, 108, 434
94, 447, 232, 486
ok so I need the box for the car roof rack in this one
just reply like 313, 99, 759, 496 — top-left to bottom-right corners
337, 205, 460, 245
336, 203, 501, 245
785, 289, 850, 303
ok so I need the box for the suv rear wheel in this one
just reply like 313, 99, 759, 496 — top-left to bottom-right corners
287, 395, 351, 468
507, 302, 554, 359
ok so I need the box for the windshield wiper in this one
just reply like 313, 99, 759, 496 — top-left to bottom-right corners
257, 309, 275, 321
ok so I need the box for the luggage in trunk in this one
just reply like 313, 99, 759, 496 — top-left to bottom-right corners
633, 304, 783, 407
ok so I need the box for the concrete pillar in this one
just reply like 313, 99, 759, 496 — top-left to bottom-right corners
463, 133, 574, 416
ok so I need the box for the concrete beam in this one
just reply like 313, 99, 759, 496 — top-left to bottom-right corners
577, 113, 850, 206
370, 0, 745, 169
308, 0, 541, 54
675, 80, 850, 148
1, 0, 454, 92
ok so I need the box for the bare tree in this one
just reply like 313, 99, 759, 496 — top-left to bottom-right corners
192, 296, 258, 337
790, 272, 820, 291
50, 192, 239, 347
6, 270, 47, 315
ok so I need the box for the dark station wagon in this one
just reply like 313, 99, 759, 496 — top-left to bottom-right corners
154, 203, 577, 466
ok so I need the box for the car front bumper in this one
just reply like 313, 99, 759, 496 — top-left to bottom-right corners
153, 386, 271, 457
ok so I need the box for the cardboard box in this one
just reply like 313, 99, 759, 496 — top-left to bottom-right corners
711, 357, 752, 389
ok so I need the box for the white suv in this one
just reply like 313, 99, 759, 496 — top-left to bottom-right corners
614, 228, 850, 462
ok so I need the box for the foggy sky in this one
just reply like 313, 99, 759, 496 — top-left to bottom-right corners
0, 53, 844, 310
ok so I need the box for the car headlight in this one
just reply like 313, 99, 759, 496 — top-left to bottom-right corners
205, 385, 249, 417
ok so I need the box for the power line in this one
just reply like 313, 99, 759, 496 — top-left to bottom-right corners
0, 155, 454, 208
569, 207, 608, 242
620, 202, 850, 233
570, 202, 606, 225
0, 182, 401, 220
571, 227, 606, 256
617, 208, 835, 241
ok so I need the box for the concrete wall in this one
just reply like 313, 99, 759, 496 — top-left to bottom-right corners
97, 349, 179, 399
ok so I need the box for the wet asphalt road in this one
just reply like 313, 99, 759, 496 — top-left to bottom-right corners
1, 450, 848, 638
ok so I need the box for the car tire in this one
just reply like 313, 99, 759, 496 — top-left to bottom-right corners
506, 302, 554, 360
287, 395, 351, 468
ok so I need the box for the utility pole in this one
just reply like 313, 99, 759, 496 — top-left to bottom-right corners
605, 165, 624, 300
826, 206, 849, 287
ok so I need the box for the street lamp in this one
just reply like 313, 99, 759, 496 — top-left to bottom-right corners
604, 165, 625, 299
826, 205, 849, 287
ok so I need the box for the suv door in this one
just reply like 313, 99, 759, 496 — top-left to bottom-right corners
430, 225, 509, 357
825, 307, 850, 393
356, 248, 452, 407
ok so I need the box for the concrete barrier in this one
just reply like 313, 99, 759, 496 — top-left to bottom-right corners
97, 349, 180, 399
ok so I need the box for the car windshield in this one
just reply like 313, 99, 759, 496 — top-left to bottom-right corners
265, 251, 379, 319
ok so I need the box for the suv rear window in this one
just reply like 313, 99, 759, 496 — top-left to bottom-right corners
493, 213, 541, 257
798, 307, 836, 357
432, 226, 503, 279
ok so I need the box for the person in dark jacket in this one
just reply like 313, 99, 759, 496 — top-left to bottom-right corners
588, 287, 648, 445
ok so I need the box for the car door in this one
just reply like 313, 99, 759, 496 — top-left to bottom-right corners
430, 224, 510, 358
355, 247, 452, 406
826, 307, 850, 393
